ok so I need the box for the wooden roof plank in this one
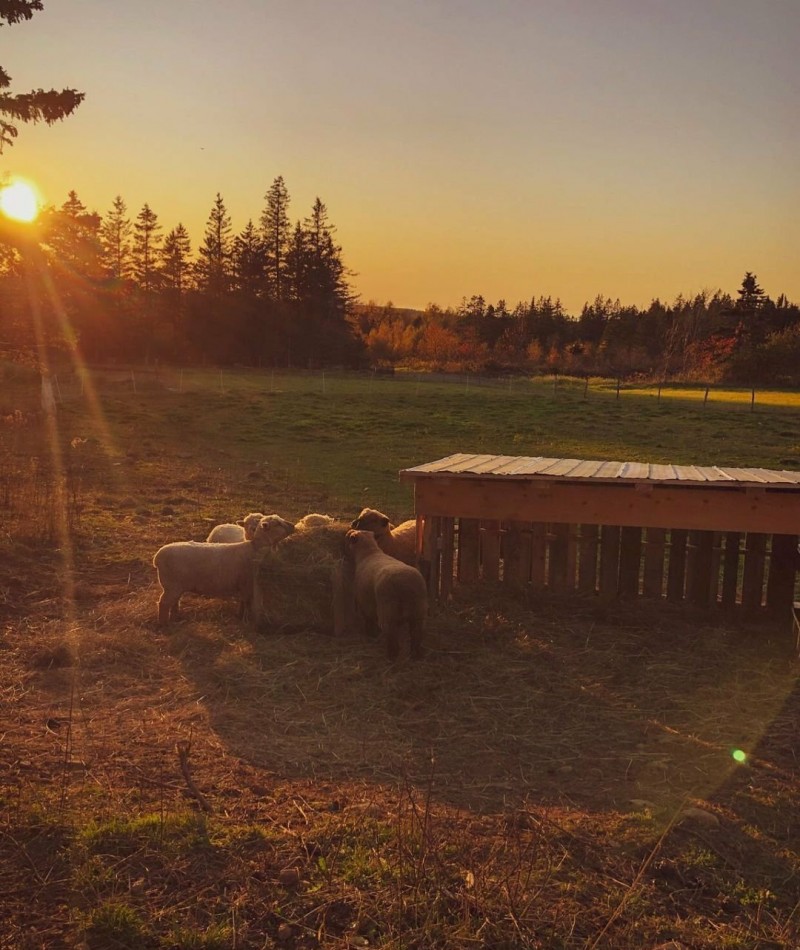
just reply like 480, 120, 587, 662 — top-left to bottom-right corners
491, 456, 545, 475
445, 454, 500, 473
675, 464, 705, 481
405, 453, 474, 474
621, 462, 650, 479
649, 464, 677, 480
537, 458, 585, 476
500, 456, 557, 476
595, 461, 626, 479
464, 455, 522, 475
569, 459, 607, 478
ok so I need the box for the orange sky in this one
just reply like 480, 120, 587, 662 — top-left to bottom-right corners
3, 0, 799, 314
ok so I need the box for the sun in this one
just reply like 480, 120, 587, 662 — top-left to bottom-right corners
0, 179, 40, 222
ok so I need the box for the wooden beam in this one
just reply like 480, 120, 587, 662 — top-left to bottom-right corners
411, 476, 800, 534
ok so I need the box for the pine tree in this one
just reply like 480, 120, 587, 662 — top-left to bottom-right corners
100, 195, 132, 281
260, 176, 290, 300
195, 192, 232, 296
132, 203, 162, 293
45, 190, 102, 278
231, 219, 265, 295
161, 223, 192, 295
0, 1, 84, 151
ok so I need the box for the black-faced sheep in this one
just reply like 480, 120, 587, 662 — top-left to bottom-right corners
346, 529, 428, 660
153, 514, 295, 625
350, 508, 418, 565
206, 511, 268, 543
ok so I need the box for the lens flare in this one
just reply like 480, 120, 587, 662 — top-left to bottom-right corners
732, 749, 747, 763
0, 179, 40, 222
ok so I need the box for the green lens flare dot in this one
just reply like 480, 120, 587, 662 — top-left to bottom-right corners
732, 749, 747, 763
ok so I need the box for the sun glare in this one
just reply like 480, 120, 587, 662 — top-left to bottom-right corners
0, 180, 40, 222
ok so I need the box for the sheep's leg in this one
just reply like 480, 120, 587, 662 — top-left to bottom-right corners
159, 591, 180, 625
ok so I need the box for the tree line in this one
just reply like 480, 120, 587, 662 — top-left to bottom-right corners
0, 176, 360, 367
359, 274, 800, 385
1, 178, 799, 384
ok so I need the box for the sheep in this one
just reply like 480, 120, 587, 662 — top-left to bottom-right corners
345, 529, 428, 660
206, 511, 267, 543
153, 514, 295, 625
350, 508, 418, 565
295, 513, 335, 530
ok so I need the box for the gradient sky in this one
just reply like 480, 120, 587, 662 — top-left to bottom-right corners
4, 0, 799, 313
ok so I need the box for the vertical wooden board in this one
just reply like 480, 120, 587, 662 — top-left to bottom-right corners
567, 525, 579, 591
577, 524, 599, 593
686, 530, 715, 606
530, 522, 547, 589
480, 519, 502, 582
618, 526, 642, 597
422, 515, 441, 599
765, 533, 798, 617
709, 532, 723, 606
457, 517, 480, 584
599, 525, 621, 597
642, 527, 666, 598
666, 529, 688, 602
503, 521, 532, 587
720, 532, 741, 608
439, 517, 456, 601
549, 523, 571, 592
741, 532, 767, 612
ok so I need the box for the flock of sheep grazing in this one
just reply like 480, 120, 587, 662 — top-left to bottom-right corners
151, 508, 428, 660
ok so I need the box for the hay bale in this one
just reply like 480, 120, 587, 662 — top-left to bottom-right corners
255, 521, 350, 634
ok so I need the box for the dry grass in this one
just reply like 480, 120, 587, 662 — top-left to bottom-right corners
2, 366, 800, 948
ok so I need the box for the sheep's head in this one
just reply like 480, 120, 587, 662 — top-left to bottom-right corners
252, 514, 295, 548
237, 511, 268, 540
350, 508, 392, 535
345, 528, 381, 561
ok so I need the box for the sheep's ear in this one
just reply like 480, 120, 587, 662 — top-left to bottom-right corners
381, 517, 390, 527
350, 518, 360, 528
236, 519, 245, 526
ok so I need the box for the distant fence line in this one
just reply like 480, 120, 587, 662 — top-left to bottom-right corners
6, 363, 792, 413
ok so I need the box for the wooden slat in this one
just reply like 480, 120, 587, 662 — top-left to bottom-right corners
642, 528, 666, 598
569, 459, 606, 478
549, 523, 571, 592
667, 529, 688, 602
649, 464, 677, 480
741, 533, 767, 612
480, 520, 502, 581
537, 458, 584, 477
718, 468, 769, 484
488, 456, 546, 476
447, 454, 504, 473
675, 465, 705, 481
766, 534, 799, 618
503, 522, 532, 586
530, 523, 547, 589
599, 525, 621, 596
461, 455, 520, 474
720, 532, 741, 608
695, 466, 734, 482
439, 517, 456, 601
596, 461, 626, 479
618, 526, 642, 596
709, 532, 723, 605
577, 524, 599, 593
422, 515, 441, 599
686, 530, 715, 606
406, 453, 475, 474
621, 462, 650, 480
501, 457, 560, 476
457, 517, 480, 584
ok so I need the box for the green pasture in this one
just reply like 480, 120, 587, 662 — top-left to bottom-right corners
4, 363, 800, 523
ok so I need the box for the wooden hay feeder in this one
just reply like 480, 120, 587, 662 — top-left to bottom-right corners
400, 454, 800, 626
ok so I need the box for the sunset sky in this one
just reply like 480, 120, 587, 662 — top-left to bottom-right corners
4, 0, 798, 314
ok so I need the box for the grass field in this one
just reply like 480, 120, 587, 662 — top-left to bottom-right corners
2, 363, 800, 948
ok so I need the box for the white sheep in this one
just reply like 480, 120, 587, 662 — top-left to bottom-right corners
206, 511, 268, 543
295, 513, 335, 530
153, 514, 295, 624
350, 508, 418, 565
346, 529, 428, 660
